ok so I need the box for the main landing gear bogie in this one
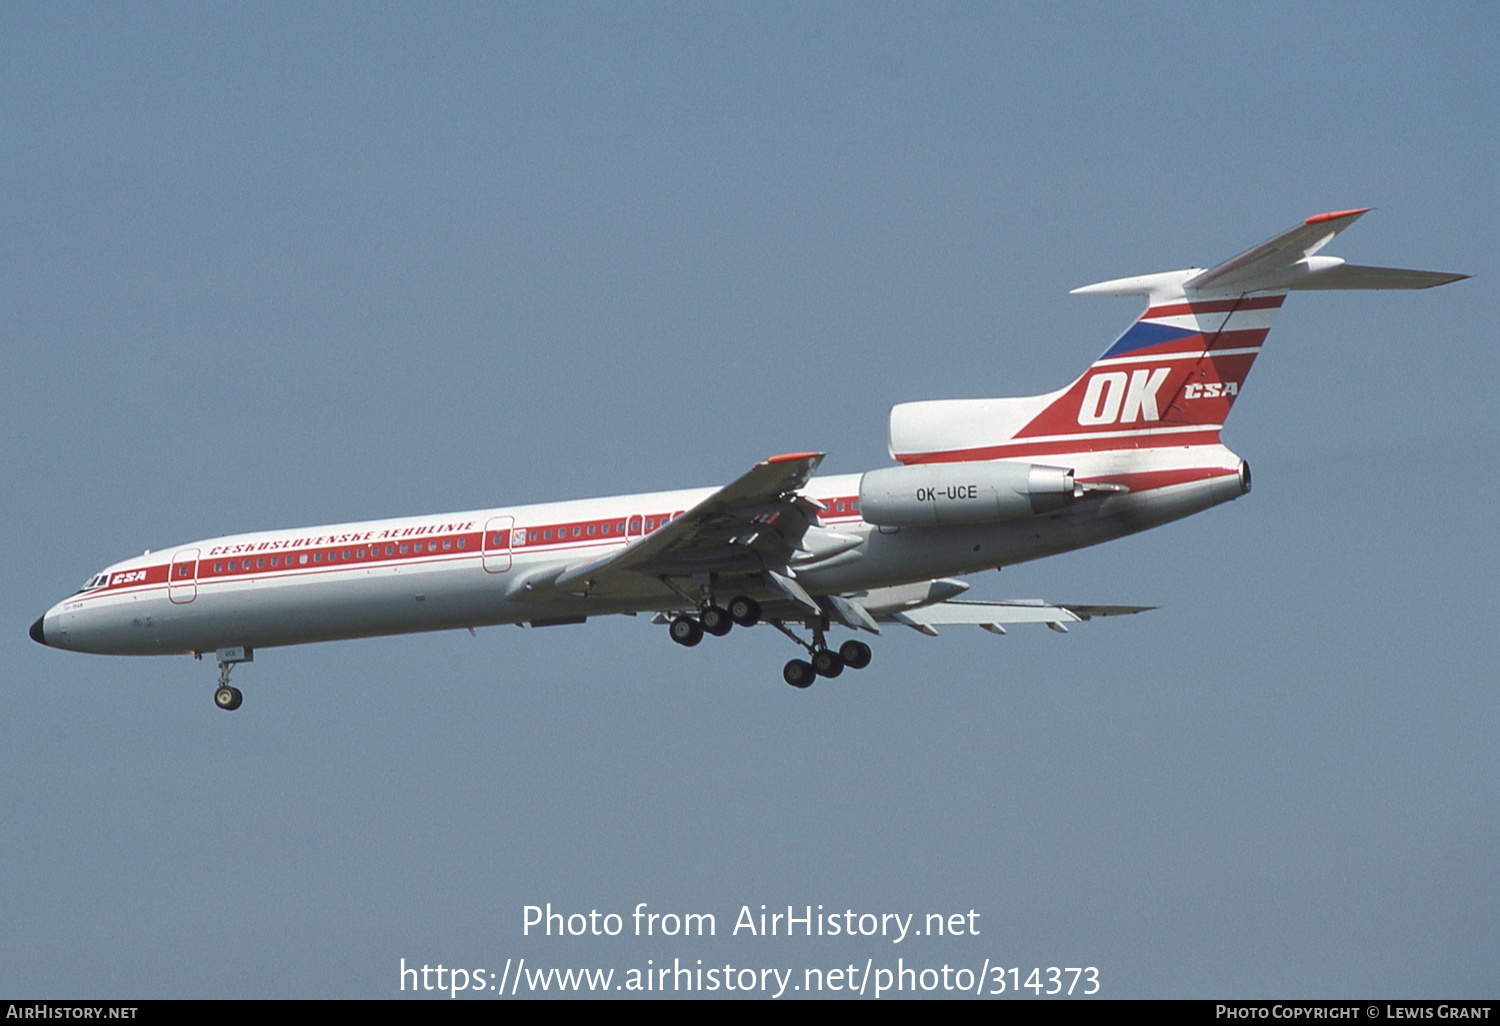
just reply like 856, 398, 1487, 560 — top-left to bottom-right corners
666, 598, 874, 689
780, 643, 870, 688
776, 625, 873, 690
670, 593, 759, 646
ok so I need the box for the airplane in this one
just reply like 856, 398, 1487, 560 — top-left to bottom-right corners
29, 209, 1467, 710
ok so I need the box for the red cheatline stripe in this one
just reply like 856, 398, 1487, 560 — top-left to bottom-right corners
71, 497, 866, 602
895, 429, 1225, 464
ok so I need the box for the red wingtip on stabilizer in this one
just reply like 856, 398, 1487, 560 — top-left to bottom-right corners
1304, 208, 1371, 225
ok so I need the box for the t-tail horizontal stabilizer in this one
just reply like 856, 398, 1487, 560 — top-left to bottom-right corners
1072, 209, 1469, 302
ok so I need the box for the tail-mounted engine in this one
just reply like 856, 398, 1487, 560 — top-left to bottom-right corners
858, 461, 1093, 528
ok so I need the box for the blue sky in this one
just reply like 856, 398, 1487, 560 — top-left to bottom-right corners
3, 2, 1495, 998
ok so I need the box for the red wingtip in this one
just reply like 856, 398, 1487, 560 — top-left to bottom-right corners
1304, 207, 1371, 225
763, 451, 822, 465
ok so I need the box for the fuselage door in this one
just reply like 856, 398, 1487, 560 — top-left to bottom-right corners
482, 516, 515, 573
168, 548, 200, 604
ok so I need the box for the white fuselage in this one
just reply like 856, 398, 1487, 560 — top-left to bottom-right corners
34, 450, 1246, 659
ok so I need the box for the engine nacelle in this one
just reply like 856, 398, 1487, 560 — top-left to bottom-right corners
858, 461, 1076, 527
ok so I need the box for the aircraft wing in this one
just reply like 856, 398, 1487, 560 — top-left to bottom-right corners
542, 452, 826, 596
881, 599, 1154, 636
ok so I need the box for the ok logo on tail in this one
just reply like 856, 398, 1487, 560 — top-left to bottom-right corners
1077, 368, 1172, 426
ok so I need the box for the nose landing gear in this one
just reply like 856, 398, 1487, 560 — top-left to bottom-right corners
209, 647, 251, 711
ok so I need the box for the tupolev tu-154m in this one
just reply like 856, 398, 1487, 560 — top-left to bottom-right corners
30, 210, 1466, 709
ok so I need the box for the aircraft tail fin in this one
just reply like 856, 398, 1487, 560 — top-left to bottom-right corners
890, 210, 1467, 465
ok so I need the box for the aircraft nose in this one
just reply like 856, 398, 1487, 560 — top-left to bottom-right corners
29, 615, 48, 647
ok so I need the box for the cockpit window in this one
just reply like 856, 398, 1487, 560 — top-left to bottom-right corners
78, 573, 108, 593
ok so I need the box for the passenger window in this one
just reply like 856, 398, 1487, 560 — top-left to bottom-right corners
443, 539, 452, 550
257, 558, 266, 569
